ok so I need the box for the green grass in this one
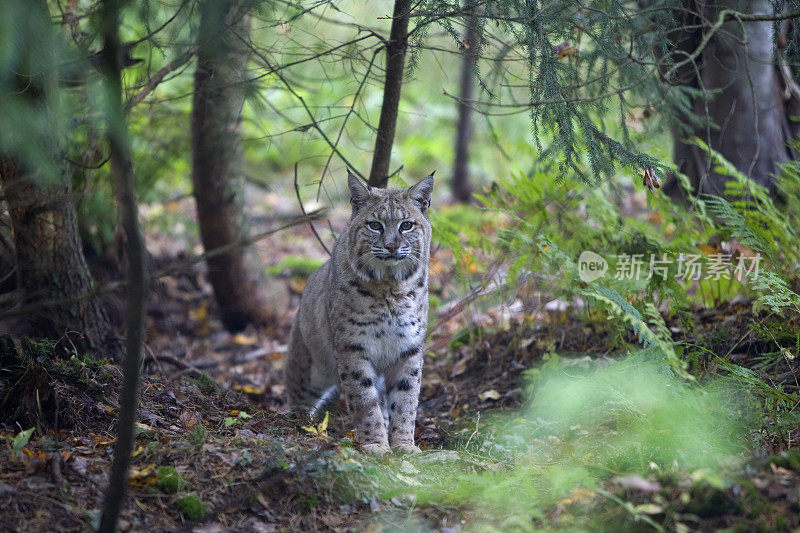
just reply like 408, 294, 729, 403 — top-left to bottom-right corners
266, 255, 325, 277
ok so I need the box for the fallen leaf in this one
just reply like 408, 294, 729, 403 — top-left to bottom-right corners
191, 301, 208, 322
634, 503, 664, 515
301, 411, 330, 438
214, 451, 243, 466
232, 333, 257, 346
256, 493, 271, 510
288, 277, 307, 293
233, 384, 263, 395
179, 411, 201, 430
479, 389, 501, 401
559, 486, 595, 506
317, 411, 329, 433
90, 433, 117, 446
20, 449, 47, 474
129, 464, 158, 486
612, 474, 661, 494
518, 337, 535, 349
451, 357, 469, 377
133, 423, 155, 434
11, 428, 34, 457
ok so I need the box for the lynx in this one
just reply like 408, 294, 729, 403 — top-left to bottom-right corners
285, 171, 434, 454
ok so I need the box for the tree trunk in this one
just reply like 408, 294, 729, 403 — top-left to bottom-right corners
367, 0, 412, 188
192, 1, 278, 331
97, 0, 148, 529
0, 0, 110, 352
0, 160, 111, 351
668, 0, 792, 198
452, 9, 478, 203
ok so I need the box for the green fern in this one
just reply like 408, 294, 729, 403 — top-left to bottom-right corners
583, 285, 687, 377
703, 195, 775, 264
751, 269, 800, 315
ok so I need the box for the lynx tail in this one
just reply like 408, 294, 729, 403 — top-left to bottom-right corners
308, 385, 340, 421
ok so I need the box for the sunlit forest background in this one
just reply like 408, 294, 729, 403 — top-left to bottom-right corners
3, 0, 800, 531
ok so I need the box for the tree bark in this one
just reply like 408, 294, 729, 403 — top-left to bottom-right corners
368, 0, 412, 188
0, 160, 111, 351
0, 0, 110, 352
668, 0, 792, 198
452, 9, 478, 203
192, 1, 278, 331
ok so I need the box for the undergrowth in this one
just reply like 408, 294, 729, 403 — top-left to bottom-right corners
434, 142, 800, 395
385, 148, 800, 529
0, 334, 118, 432
312, 351, 765, 531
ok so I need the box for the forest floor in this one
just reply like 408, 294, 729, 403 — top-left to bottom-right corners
2, 192, 800, 531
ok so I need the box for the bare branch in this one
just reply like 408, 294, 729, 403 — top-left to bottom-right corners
228, 28, 373, 182
294, 163, 331, 256
0, 209, 325, 320
124, 46, 197, 111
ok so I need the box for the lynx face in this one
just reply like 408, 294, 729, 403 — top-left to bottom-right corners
346, 173, 433, 282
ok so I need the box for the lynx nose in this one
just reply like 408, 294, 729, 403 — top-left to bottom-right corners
385, 242, 399, 253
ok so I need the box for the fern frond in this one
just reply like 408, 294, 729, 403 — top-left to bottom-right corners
583, 285, 689, 378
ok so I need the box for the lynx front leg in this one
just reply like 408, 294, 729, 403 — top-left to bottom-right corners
336, 346, 390, 454
386, 346, 423, 453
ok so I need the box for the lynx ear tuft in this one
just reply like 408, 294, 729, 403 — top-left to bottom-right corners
407, 172, 435, 214
347, 170, 372, 212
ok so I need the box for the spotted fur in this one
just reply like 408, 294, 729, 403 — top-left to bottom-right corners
285, 171, 433, 454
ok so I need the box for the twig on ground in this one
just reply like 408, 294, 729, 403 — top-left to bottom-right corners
49, 453, 66, 488
465, 411, 481, 450
144, 354, 206, 377
144, 344, 166, 375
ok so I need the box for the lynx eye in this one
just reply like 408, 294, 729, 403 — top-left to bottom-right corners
399, 221, 413, 231
367, 221, 383, 232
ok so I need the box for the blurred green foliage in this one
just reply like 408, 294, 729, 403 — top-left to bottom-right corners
2, 2, 800, 529
406, 352, 752, 522
266, 254, 325, 276
318, 351, 759, 530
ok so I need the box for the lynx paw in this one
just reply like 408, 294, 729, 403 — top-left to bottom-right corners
392, 444, 421, 455
361, 443, 391, 455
